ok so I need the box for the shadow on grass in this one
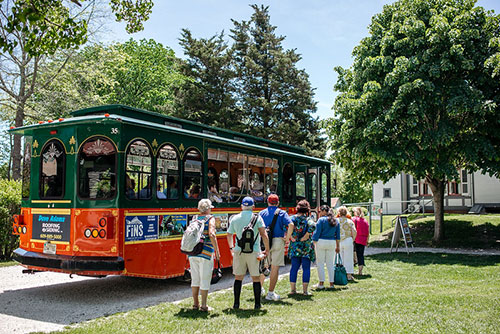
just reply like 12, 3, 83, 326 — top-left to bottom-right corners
261, 299, 293, 306
222, 308, 268, 318
368, 252, 500, 267
353, 274, 373, 280
370, 218, 500, 249
175, 308, 221, 319
287, 293, 313, 301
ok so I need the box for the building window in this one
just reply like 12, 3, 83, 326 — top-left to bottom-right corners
411, 177, 419, 196
383, 188, 391, 198
420, 182, 431, 196
461, 170, 469, 195
448, 181, 460, 195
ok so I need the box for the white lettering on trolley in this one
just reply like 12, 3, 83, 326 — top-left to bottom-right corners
126, 217, 143, 239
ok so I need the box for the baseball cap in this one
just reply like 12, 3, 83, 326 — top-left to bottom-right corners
241, 196, 255, 207
267, 194, 279, 205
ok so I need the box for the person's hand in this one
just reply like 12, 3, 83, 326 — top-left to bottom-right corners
290, 237, 296, 243
215, 251, 220, 261
335, 247, 340, 253
300, 235, 309, 242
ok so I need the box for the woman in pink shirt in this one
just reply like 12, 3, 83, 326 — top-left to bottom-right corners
352, 207, 369, 276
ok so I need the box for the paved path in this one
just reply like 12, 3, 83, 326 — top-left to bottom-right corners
1, 247, 498, 334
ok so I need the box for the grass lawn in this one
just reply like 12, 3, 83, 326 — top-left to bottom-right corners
0, 260, 16, 268
369, 214, 500, 249
53, 252, 500, 334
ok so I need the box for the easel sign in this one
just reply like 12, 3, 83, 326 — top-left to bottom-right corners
390, 216, 414, 254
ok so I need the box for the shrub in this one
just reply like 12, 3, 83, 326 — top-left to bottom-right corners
0, 178, 21, 260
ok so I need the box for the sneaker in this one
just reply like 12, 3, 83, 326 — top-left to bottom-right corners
314, 284, 325, 290
265, 291, 281, 301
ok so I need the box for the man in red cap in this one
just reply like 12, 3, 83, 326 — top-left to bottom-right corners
259, 194, 294, 301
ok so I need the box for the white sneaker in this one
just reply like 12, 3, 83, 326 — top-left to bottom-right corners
265, 291, 281, 301
261, 287, 266, 296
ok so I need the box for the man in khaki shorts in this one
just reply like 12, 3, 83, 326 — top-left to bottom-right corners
227, 197, 269, 310
259, 194, 294, 301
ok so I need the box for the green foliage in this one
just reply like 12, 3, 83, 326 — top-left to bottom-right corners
175, 5, 325, 157
32, 39, 187, 118
172, 29, 241, 130
0, 0, 153, 57
0, 178, 21, 260
327, 0, 500, 240
332, 165, 372, 204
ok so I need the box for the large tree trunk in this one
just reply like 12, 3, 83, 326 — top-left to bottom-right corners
11, 98, 26, 181
427, 177, 445, 243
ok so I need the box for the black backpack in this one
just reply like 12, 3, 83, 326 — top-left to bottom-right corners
236, 214, 259, 253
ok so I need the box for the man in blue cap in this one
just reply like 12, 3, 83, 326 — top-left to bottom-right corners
227, 196, 270, 310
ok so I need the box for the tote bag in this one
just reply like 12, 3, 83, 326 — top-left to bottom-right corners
211, 260, 223, 284
334, 253, 348, 286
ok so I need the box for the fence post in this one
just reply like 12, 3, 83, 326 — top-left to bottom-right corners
368, 202, 372, 234
380, 200, 384, 233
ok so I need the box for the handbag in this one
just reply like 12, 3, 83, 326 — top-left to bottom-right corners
211, 259, 223, 284
334, 253, 348, 286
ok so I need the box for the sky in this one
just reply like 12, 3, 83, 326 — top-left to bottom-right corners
108, 0, 500, 121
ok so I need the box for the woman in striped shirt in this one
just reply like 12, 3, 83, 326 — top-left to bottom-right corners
189, 199, 221, 312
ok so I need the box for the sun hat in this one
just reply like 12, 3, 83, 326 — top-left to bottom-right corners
198, 199, 214, 212
241, 196, 255, 207
267, 194, 279, 205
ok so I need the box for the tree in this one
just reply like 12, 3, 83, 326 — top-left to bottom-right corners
327, 0, 500, 242
171, 29, 241, 130
231, 5, 324, 157
31, 39, 186, 118
331, 165, 372, 204
0, 0, 153, 180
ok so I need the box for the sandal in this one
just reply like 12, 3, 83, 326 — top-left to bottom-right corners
200, 306, 213, 312
290, 290, 297, 295
192, 305, 199, 310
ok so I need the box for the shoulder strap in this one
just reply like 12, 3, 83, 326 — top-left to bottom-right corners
269, 208, 280, 233
249, 213, 258, 228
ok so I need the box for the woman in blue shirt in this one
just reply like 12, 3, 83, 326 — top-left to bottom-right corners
312, 205, 340, 289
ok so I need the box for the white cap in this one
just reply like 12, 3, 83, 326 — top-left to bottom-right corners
198, 199, 214, 213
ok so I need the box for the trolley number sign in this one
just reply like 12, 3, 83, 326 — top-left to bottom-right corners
32, 214, 71, 242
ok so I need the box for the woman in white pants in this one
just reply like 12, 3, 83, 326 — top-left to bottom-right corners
312, 206, 340, 289
337, 206, 357, 280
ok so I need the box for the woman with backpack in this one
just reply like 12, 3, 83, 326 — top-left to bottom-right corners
312, 205, 340, 289
352, 207, 369, 276
188, 199, 220, 312
337, 206, 357, 281
288, 200, 315, 295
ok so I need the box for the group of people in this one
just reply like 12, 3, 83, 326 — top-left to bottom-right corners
187, 195, 370, 312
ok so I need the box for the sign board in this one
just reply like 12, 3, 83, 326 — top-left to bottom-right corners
32, 214, 71, 242
390, 216, 414, 254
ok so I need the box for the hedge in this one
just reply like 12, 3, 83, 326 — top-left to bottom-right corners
0, 178, 20, 260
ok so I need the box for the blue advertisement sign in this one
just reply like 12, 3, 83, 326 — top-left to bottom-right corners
125, 215, 158, 242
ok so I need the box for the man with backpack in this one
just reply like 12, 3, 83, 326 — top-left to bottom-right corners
227, 196, 269, 310
259, 194, 294, 301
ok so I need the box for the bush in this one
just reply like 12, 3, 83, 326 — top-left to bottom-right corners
0, 178, 21, 260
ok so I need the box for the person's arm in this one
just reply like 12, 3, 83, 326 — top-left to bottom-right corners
259, 226, 270, 256
335, 224, 340, 253
208, 217, 220, 260
226, 232, 234, 256
287, 222, 295, 243
351, 221, 357, 240
312, 220, 321, 243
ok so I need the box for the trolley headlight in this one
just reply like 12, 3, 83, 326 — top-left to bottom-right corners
84, 229, 92, 238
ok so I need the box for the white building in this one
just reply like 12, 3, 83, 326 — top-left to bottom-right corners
372, 170, 500, 214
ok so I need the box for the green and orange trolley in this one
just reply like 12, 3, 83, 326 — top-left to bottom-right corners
10, 105, 331, 279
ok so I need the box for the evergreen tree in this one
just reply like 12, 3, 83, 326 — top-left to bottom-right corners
230, 5, 324, 157
172, 29, 240, 130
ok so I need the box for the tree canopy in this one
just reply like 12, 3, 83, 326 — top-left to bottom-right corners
326, 0, 500, 242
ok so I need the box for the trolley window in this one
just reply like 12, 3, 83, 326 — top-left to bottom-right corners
308, 173, 317, 204
296, 171, 306, 201
40, 140, 65, 199
157, 144, 179, 200
282, 163, 293, 202
78, 137, 117, 199
321, 169, 328, 203
264, 158, 278, 198
208, 148, 228, 203
126, 140, 152, 200
22, 139, 31, 199
183, 148, 202, 200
